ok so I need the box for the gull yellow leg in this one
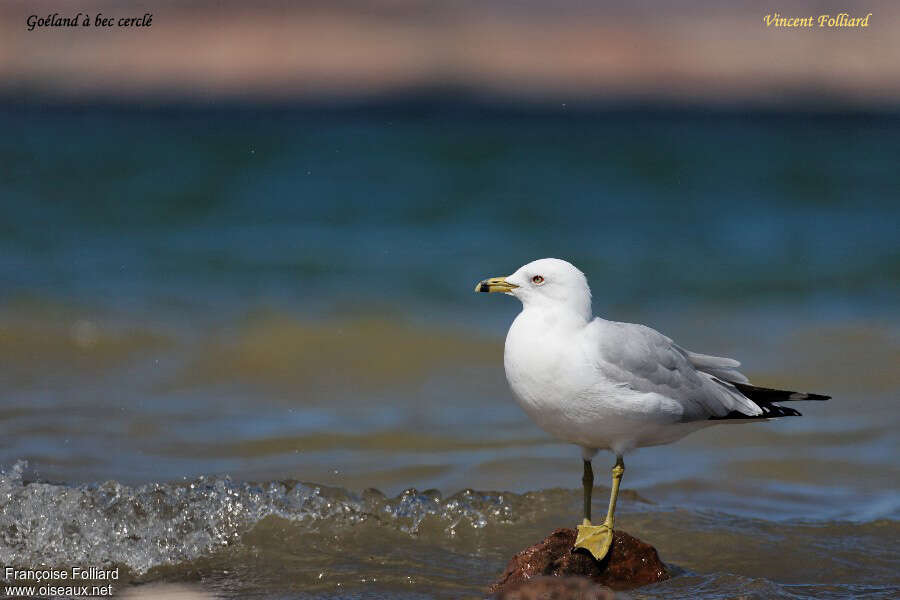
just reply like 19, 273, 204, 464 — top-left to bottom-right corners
575, 455, 624, 560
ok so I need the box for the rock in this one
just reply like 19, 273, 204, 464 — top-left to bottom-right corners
489, 528, 669, 595
491, 576, 615, 599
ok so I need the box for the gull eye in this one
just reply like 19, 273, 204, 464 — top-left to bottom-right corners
532, 275, 545, 285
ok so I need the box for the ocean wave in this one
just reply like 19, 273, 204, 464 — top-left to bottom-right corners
0, 461, 521, 575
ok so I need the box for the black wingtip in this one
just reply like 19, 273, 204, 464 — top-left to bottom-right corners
731, 382, 831, 402
710, 403, 803, 420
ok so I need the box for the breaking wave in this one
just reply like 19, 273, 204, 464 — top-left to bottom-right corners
0, 461, 519, 575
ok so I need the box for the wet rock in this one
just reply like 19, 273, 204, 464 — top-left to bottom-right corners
489, 528, 668, 596
491, 576, 615, 599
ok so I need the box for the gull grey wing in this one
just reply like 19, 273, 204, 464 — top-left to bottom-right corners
588, 319, 762, 421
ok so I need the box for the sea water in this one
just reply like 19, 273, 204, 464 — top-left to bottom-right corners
0, 103, 898, 598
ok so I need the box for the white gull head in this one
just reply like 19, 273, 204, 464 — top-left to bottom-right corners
503, 258, 593, 321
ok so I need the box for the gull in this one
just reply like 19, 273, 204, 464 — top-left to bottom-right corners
475, 258, 829, 560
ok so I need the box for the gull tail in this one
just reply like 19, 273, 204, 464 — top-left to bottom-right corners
709, 382, 830, 421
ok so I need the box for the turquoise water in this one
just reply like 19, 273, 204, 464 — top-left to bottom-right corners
1, 103, 898, 598
3, 106, 898, 324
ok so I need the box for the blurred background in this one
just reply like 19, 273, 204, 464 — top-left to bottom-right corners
0, 1, 898, 598
4, 0, 900, 106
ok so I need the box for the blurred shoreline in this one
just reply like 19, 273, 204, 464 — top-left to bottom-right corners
3, 0, 900, 109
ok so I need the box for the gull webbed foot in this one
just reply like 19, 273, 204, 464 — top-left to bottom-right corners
574, 518, 614, 561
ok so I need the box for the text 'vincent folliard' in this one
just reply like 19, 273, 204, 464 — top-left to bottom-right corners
764, 12, 872, 28
26, 13, 153, 31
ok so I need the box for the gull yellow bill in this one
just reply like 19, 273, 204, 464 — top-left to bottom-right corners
475, 276, 518, 293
